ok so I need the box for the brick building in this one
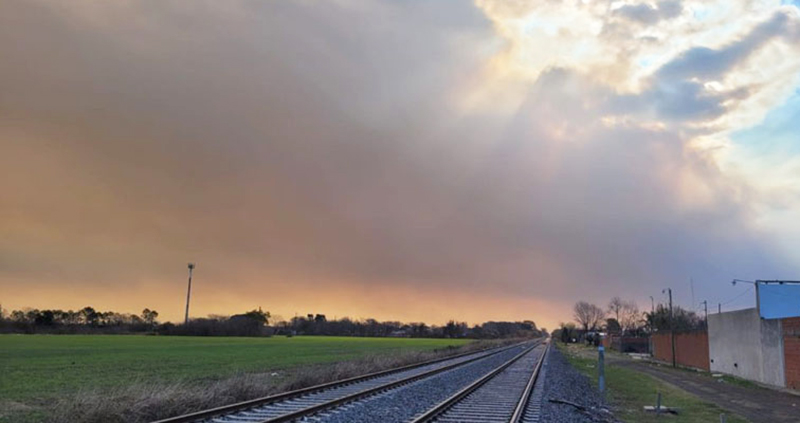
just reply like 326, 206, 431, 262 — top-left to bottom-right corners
650, 310, 800, 390
784, 317, 800, 389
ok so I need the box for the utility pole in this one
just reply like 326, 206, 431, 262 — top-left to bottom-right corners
663, 288, 676, 368
718, 303, 721, 314
649, 296, 655, 314
701, 300, 708, 327
598, 344, 605, 401
185, 263, 195, 324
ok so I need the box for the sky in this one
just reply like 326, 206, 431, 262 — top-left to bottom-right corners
2, 0, 800, 329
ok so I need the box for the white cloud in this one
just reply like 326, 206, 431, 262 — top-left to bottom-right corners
475, 0, 800, 198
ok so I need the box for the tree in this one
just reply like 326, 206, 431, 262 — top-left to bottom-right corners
605, 318, 621, 334
34, 310, 55, 326
647, 304, 702, 332
410, 322, 429, 337
556, 322, 577, 343
443, 320, 467, 338
608, 297, 625, 322
141, 308, 159, 326
573, 301, 605, 332
10, 310, 26, 322
606, 298, 645, 335
619, 301, 643, 334
63, 310, 80, 325
80, 306, 98, 326
243, 308, 270, 325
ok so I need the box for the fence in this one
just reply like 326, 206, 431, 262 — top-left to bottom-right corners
652, 330, 709, 371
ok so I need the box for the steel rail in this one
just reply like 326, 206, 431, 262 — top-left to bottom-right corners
409, 341, 544, 423
509, 340, 549, 422
151, 341, 527, 423
252, 341, 537, 423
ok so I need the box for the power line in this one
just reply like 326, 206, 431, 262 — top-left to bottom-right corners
719, 286, 754, 306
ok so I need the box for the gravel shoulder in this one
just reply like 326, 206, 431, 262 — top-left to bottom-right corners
539, 345, 618, 423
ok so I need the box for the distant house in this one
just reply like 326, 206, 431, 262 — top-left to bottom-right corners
389, 329, 410, 338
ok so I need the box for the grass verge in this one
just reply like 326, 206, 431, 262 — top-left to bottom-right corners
556, 342, 748, 423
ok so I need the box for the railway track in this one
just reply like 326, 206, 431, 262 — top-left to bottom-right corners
152, 341, 540, 423
412, 341, 549, 423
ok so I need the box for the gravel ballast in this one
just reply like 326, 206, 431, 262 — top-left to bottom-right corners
538, 345, 619, 423
308, 343, 533, 423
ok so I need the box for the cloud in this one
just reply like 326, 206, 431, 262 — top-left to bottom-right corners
1, 0, 800, 327
615, 1, 684, 25
656, 11, 794, 80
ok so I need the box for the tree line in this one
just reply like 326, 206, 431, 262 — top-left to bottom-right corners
0, 306, 160, 334
552, 296, 705, 343
0, 306, 543, 339
274, 314, 543, 339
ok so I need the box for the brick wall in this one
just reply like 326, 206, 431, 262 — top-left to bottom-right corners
653, 330, 710, 371
783, 317, 800, 390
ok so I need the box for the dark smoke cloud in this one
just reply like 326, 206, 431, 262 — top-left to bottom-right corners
1, 1, 795, 325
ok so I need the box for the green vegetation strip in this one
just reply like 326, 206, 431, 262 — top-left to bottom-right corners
557, 343, 748, 423
0, 334, 470, 422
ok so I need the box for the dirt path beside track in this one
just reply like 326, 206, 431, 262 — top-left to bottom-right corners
615, 360, 800, 422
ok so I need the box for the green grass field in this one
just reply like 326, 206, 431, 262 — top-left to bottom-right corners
558, 343, 747, 423
0, 334, 470, 421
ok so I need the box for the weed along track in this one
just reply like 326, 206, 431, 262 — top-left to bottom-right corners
152, 340, 547, 423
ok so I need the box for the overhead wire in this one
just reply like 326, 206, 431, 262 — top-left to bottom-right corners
718, 286, 754, 306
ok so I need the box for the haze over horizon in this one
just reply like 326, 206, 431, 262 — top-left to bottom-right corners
2, 0, 800, 330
